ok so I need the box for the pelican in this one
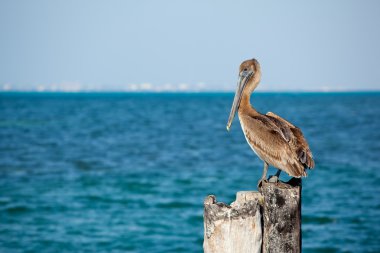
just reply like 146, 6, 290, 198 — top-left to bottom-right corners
226, 59, 315, 187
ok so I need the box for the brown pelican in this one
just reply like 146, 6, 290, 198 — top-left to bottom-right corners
226, 59, 314, 187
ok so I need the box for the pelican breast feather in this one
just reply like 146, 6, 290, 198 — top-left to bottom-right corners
239, 111, 314, 178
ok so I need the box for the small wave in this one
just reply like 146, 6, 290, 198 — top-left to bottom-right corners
186, 214, 203, 224
303, 215, 336, 224
2, 205, 32, 214
156, 201, 196, 209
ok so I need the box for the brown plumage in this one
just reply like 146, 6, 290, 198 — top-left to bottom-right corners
226, 59, 314, 186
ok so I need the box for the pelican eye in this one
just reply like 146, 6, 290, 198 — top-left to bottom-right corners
241, 68, 253, 77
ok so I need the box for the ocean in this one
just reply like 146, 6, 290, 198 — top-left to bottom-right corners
0, 92, 379, 252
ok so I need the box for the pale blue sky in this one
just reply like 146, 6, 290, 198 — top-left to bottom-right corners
1, 0, 379, 91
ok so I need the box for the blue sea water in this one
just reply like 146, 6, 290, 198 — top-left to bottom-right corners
0, 92, 379, 253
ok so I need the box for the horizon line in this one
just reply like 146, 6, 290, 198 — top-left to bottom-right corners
1, 89, 380, 94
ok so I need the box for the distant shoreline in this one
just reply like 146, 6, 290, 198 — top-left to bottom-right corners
0, 90, 379, 97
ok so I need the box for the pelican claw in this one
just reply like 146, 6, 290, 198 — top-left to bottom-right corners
268, 175, 279, 183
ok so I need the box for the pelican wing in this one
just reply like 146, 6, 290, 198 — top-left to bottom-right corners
240, 114, 307, 177
266, 112, 315, 169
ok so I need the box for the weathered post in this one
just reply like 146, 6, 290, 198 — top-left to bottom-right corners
203, 179, 302, 253
203, 191, 262, 253
261, 179, 302, 253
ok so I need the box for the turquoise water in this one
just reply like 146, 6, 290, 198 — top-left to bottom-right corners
0, 92, 379, 252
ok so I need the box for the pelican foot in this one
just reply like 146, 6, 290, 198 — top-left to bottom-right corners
268, 175, 279, 183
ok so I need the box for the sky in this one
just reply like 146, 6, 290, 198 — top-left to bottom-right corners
0, 0, 380, 92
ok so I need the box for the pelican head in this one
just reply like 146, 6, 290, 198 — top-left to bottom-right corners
226, 59, 261, 131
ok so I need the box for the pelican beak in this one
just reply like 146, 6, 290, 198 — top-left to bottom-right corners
226, 70, 253, 131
